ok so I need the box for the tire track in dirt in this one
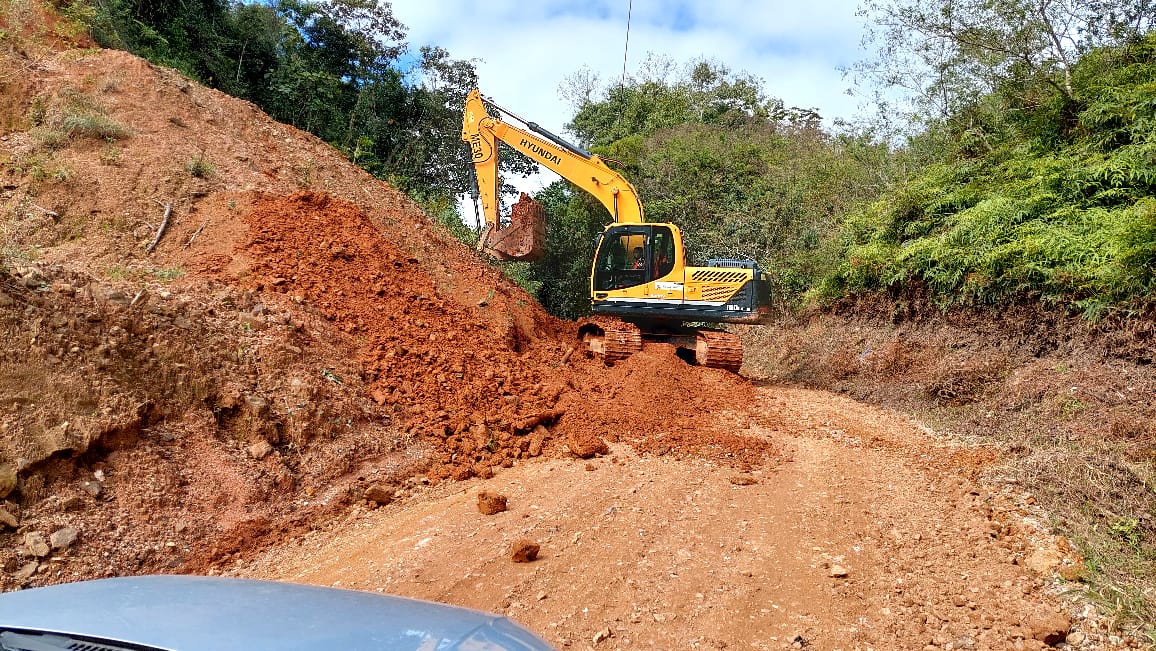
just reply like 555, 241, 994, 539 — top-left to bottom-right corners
237, 387, 1095, 650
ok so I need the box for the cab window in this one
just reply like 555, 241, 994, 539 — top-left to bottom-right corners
593, 229, 648, 291
651, 228, 676, 279
592, 225, 678, 290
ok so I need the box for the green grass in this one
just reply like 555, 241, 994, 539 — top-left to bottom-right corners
60, 112, 130, 140
30, 127, 68, 150
186, 153, 214, 178
99, 143, 122, 165
152, 267, 185, 282
25, 88, 131, 149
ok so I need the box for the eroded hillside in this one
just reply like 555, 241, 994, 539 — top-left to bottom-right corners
0, 14, 775, 589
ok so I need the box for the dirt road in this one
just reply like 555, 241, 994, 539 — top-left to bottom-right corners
238, 387, 1100, 650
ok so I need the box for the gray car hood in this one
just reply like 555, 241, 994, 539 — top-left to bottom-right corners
0, 575, 553, 651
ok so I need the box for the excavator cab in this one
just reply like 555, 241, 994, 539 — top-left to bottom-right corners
592, 225, 679, 291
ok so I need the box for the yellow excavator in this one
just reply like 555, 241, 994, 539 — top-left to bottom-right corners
462, 89, 770, 371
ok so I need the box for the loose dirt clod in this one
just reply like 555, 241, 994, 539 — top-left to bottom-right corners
568, 433, 608, 459
246, 441, 273, 460
0, 464, 16, 498
510, 539, 539, 563
477, 491, 507, 515
364, 484, 393, 506
24, 532, 50, 558
1028, 610, 1072, 644
0, 507, 17, 529
49, 526, 79, 550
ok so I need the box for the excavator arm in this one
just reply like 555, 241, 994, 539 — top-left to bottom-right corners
461, 89, 645, 260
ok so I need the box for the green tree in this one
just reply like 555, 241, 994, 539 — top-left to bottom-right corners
526, 181, 608, 319
853, 0, 1155, 137
563, 56, 788, 149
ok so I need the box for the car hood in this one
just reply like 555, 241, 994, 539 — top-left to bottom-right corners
0, 575, 553, 651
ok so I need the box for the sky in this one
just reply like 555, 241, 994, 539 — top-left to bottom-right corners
389, 0, 870, 136
387, 0, 871, 202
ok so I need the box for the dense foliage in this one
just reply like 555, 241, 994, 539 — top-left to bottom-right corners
823, 32, 1156, 316
75, 0, 485, 202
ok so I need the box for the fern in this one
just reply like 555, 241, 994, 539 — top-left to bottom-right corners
822, 33, 1156, 316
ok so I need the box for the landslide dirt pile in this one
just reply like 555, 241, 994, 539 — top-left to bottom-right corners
237, 192, 779, 479
552, 344, 782, 469
0, 255, 393, 586
240, 191, 572, 482
0, 16, 774, 590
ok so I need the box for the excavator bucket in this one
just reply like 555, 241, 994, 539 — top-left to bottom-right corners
479, 193, 546, 261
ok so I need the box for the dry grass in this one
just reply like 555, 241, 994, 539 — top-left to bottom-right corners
0, 0, 37, 36
60, 112, 129, 140
1011, 447, 1156, 636
25, 87, 131, 149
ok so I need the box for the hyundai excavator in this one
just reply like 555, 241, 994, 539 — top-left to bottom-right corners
462, 89, 770, 371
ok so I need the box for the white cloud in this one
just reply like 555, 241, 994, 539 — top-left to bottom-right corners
390, 0, 871, 196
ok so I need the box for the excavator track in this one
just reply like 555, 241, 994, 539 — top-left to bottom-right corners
695, 331, 743, 372
602, 324, 643, 362
579, 318, 642, 364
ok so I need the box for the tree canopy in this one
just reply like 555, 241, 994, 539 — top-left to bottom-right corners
81, 0, 482, 202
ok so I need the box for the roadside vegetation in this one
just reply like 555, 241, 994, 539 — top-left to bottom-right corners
824, 29, 1156, 318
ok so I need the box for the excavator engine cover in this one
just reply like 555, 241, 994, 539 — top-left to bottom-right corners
481, 193, 546, 261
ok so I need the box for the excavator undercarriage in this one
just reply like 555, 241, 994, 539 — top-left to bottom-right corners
578, 318, 744, 373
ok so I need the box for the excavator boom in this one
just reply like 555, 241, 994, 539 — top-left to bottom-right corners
461, 90, 645, 260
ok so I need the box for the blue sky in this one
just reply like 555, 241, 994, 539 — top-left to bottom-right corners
388, 0, 869, 195
389, 0, 867, 129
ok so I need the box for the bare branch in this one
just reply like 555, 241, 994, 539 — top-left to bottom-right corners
145, 202, 173, 254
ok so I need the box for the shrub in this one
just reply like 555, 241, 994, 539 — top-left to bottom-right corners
60, 112, 130, 140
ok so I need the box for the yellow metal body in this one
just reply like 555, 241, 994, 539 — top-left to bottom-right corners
461, 89, 645, 227
598, 264, 758, 304
588, 222, 766, 324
